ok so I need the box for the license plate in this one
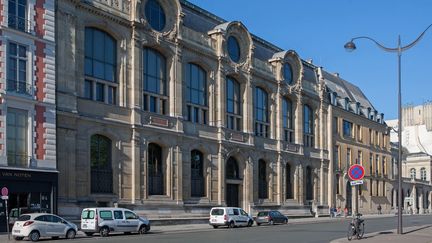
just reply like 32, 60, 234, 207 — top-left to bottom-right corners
211, 219, 217, 222
82, 224, 87, 228
14, 230, 20, 233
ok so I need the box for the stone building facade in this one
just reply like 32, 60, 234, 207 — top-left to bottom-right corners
55, 0, 395, 220
0, 0, 57, 232
323, 71, 392, 215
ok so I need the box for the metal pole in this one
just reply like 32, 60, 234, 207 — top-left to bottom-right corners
397, 35, 403, 235
5, 199, 10, 241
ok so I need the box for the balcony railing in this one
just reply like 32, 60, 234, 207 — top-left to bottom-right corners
7, 80, 33, 96
7, 15, 34, 34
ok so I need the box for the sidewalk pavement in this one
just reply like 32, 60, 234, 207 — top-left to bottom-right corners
330, 224, 432, 243
0, 214, 412, 241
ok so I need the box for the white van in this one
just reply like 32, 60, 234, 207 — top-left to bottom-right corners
209, 207, 253, 228
80, 208, 150, 236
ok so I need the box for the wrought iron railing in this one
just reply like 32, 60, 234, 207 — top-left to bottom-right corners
7, 80, 33, 96
8, 15, 33, 33
91, 169, 113, 193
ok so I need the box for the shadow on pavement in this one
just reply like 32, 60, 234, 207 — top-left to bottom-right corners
403, 225, 432, 234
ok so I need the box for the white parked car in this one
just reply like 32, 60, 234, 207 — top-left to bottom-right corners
12, 213, 78, 241
209, 207, 254, 228
81, 207, 150, 236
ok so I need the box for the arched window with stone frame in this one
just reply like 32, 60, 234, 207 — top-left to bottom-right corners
410, 168, 416, 180
148, 143, 164, 195
90, 134, 113, 193
185, 63, 208, 124
226, 77, 242, 131
254, 87, 269, 138
283, 98, 294, 143
258, 159, 268, 199
303, 105, 314, 147
143, 48, 167, 115
191, 150, 205, 197
420, 167, 427, 181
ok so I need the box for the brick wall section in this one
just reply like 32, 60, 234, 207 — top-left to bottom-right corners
35, 40, 46, 101
34, 0, 46, 39
0, 0, 3, 26
35, 105, 46, 160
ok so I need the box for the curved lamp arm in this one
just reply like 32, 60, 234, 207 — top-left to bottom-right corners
346, 23, 432, 53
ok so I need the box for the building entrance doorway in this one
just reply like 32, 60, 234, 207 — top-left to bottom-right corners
226, 184, 239, 207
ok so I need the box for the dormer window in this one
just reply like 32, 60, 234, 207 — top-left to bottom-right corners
283, 63, 293, 85
227, 36, 240, 63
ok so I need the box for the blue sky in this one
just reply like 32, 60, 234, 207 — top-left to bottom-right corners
187, 0, 432, 120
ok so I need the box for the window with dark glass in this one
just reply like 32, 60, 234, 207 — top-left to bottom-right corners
186, 63, 207, 124
286, 163, 292, 199
334, 146, 340, 171
306, 166, 313, 200
143, 48, 167, 114
227, 36, 240, 63
258, 160, 268, 199
410, 168, 416, 180
148, 143, 164, 195
191, 150, 204, 197
421, 167, 426, 181
226, 77, 241, 131
8, 0, 26, 32
255, 87, 269, 138
335, 174, 340, 194
145, 0, 166, 31
283, 63, 293, 84
283, 98, 294, 142
7, 42, 30, 96
90, 134, 113, 193
303, 105, 314, 147
7, 108, 28, 167
226, 157, 239, 179
343, 120, 353, 138
84, 27, 117, 105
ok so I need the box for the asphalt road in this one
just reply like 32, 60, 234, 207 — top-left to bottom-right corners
16, 215, 432, 243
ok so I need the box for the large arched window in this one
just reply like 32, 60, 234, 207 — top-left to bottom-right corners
144, 0, 166, 31
90, 134, 112, 193
84, 27, 117, 104
283, 98, 294, 143
148, 143, 164, 195
255, 87, 269, 138
303, 105, 314, 147
258, 159, 268, 199
226, 77, 241, 131
227, 36, 240, 63
226, 157, 239, 179
186, 63, 207, 124
191, 150, 204, 197
143, 48, 167, 114
286, 163, 293, 199
420, 167, 427, 181
306, 166, 313, 201
410, 168, 416, 180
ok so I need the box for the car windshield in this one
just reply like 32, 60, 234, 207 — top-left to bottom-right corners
17, 215, 31, 221
81, 210, 95, 219
257, 212, 268, 216
211, 209, 224, 216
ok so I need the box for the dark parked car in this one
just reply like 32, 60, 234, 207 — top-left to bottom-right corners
255, 210, 288, 225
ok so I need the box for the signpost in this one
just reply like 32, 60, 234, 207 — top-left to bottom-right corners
348, 165, 365, 215
1, 187, 9, 240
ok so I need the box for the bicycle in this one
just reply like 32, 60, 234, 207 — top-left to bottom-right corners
347, 213, 364, 241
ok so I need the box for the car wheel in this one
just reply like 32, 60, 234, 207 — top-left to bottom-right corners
284, 218, 288, 224
229, 221, 235, 228
100, 226, 110, 237
66, 229, 76, 239
269, 220, 274, 225
84, 232, 94, 236
14, 236, 24, 241
257, 222, 261, 226
247, 220, 253, 227
29, 231, 40, 242
139, 225, 149, 234
212, 225, 218, 229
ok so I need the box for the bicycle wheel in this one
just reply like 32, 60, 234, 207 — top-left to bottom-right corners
347, 223, 354, 241
356, 223, 365, 239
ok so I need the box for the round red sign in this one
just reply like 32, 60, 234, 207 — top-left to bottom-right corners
348, 164, 365, 181
1, 187, 8, 196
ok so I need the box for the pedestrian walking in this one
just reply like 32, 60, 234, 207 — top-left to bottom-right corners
377, 204, 382, 214
344, 206, 348, 218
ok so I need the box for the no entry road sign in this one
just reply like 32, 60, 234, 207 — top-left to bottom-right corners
1, 187, 8, 196
348, 164, 365, 181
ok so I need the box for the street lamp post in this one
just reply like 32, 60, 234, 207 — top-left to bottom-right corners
344, 24, 432, 235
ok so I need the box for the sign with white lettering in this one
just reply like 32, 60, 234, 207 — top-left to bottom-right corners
350, 180, 364, 186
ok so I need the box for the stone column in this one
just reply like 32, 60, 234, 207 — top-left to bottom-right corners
298, 164, 304, 205
419, 192, 424, 214
218, 145, 225, 205
244, 156, 253, 212
294, 163, 299, 202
